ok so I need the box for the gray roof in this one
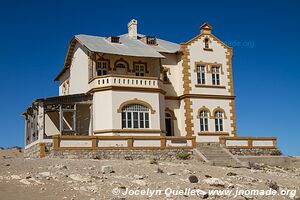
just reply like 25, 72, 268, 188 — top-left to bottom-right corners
75, 34, 180, 58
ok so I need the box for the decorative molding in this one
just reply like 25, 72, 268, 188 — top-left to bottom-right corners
181, 44, 194, 137
196, 106, 212, 119
195, 84, 226, 89
198, 132, 229, 136
88, 86, 166, 95
212, 106, 228, 119
113, 58, 130, 72
117, 98, 156, 114
165, 94, 235, 100
94, 129, 164, 134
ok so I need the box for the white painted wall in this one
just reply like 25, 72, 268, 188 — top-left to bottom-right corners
68, 43, 90, 94
93, 90, 164, 134
187, 34, 231, 96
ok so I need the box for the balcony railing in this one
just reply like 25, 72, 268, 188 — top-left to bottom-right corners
89, 74, 161, 91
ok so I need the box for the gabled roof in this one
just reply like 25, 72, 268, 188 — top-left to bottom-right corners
75, 33, 179, 58
55, 33, 180, 81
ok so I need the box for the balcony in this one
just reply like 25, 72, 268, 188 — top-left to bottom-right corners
89, 74, 163, 92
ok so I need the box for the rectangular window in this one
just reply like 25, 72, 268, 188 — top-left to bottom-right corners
145, 113, 149, 128
96, 61, 108, 76
196, 65, 206, 84
133, 112, 139, 128
135, 64, 146, 76
212, 66, 220, 85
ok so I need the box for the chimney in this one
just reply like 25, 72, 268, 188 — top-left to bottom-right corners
128, 19, 138, 39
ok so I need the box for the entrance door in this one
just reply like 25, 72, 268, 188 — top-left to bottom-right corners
165, 113, 173, 136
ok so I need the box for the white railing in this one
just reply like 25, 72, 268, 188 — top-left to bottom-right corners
89, 75, 161, 90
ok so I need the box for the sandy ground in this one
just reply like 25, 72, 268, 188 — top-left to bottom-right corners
0, 149, 299, 200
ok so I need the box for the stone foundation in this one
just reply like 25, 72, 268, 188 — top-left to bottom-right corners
48, 149, 193, 160
24, 142, 52, 158
228, 148, 280, 156
24, 143, 41, 158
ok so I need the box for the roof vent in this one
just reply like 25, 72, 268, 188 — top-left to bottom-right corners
140, 36, 157, 45
110, 36, 120, 43
128, 19, 138, 39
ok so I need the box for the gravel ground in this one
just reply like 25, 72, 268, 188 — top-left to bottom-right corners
0, 149, 299, 200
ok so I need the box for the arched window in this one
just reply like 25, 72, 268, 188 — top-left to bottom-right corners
215, 111, 223, 132
200, 111, 209, 132
122, 104, 149, 129
115, 61, 126, 69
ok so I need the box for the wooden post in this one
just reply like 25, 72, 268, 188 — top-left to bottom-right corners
160, 137, 166, 149
127, 138, 133, 149
248, 138, 253, 148
53, 135, 60, 149
92, 136, 97, 149
39, 143, 46, 158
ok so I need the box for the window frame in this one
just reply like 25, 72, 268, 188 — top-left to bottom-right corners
211, 66, 221, 85
196, 64, 206, 84
121, 104, 150, 129
134, 64, 146, 76
96, 60, 109, 76
214, 111, 224, 132
199, 111, 209, 132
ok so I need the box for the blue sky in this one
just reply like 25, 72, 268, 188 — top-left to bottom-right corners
0, 0, 299, 155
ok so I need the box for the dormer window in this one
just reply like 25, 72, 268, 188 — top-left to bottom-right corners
146, 36, 157, 45
110, 36, 120, 43
204, 38, 209, 49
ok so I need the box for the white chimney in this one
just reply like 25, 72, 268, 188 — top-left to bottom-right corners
128, 19, 138, 39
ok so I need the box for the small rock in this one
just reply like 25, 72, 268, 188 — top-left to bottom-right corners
203, 178, 225, 187
267, 180, 279, 191
5, 164, 10, 167
134, 175, 145, 180
205, 175, 212, 178
188, 175, 199, 183
227, 172, 237, 176
132, 180, 147, 186
150, 159, 158, 164
39, 172, 50, 178
19, 179, 31, 185
167, 172, 176, 176
69, 174, 91, 182
156, 167, 164, 173
196, 189, 208, 199
11, 175, 21, 180
101, 165, 114, 174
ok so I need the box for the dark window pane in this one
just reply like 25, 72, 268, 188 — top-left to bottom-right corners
140, 113, 144, 128
127, 112, 132, 128
133, 112, 138, 128
145, 113, 149, 128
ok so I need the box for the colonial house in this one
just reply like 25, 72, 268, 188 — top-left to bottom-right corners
23, 20, 277, 160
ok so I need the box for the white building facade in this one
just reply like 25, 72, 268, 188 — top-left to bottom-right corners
23, 20, 239, 149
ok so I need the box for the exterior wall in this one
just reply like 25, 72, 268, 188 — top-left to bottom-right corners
191, 98, 233, 142
58, 69, 70, 95
160, 53, 182, 96
93, 90, 164, 134
69, 43, 90, 94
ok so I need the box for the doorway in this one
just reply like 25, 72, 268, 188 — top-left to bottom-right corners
165, 113, 173, 136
